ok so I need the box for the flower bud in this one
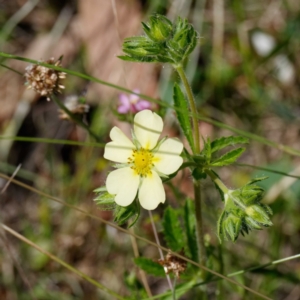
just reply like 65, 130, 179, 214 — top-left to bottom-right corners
244, 216, 262, 230
142, 14, 173, 42
245, 205, 272, 227
223, 213, 242, 242
166, 17, 198, 62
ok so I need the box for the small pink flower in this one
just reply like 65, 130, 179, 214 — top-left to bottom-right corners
118, 89, 151, 114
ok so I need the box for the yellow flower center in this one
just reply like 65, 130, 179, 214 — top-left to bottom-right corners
128, 148, 154, 177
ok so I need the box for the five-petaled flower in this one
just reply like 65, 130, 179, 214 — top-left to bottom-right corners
118, 89, 151, 114
104, 110, 183, 210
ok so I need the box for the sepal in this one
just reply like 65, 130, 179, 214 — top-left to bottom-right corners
142, 14, 173, 42
114, 200, 140, 228
217, 178, 272, 242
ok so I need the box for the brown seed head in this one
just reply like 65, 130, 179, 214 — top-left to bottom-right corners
158, 249, 187, 279
24, 57, 66, 101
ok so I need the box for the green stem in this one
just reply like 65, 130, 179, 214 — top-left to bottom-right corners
52, 96, 101, 142
172, 277, 177, 300
175, 65, 200, 154
193, 181, 206, 267
205, 169, 229, 194
174, 65, 206, 268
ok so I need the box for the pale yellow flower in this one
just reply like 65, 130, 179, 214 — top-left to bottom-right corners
104, 110, 183, 210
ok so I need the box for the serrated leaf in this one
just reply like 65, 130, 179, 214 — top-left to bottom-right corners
183, 200, 198, 262
210, 147, 245, 167
162, 206, 185, 251
217, 210, 227, 243
211, 136, 249, 153
246, 176, 268, 185
203, 137, 211, 162
173, 83, 194, 151
134, 257, 165, 277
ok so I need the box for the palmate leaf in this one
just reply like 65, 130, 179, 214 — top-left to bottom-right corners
211, 136, 249, 153
210, 147, 245, 167
134, 257, 165, 277
173, 83, 194, 151
162, 206, 185, 251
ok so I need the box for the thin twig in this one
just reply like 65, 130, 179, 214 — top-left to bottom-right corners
0, 164, 36, 299
0, 164, 21, 194
148, 211, 173, 291
129, 227, 152, 297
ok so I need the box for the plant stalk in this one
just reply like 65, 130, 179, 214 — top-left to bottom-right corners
175, 65, 206, 267
193, 181, 206, 268
205, 169, 229, 194
175, 65, 200, 154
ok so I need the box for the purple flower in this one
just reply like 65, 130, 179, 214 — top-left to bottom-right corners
118, 89, 151, 114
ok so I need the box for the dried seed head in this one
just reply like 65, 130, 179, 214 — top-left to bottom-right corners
58, 95, 90, 120
24, 57, 66, 101
158, 249, 187, 279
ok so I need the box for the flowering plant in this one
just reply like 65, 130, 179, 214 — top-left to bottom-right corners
103, 109, 183, 210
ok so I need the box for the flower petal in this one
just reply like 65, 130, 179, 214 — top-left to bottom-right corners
104, 127, 135, 163
106, 167, 139, 206
153, 138, 183, 175
134, 100, 151, 111
138, 171, 165, 210
129, 89, 140, 103
134, 110, 163, 150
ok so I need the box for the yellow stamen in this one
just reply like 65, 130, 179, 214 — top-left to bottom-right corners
128, 148, 153, 177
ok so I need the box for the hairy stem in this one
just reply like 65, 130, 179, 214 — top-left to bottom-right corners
194, 181, 206, 267
175, 65, 206, 267
205, 169, 229, 194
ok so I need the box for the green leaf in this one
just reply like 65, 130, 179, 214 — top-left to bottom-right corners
211, 136, 249, 153
183, 200, 198, 262
162, 206, 185, 251
94, 188, 116, 210
114, 201, 140, 227
173, 83, 194, 151
134, 257, 165, 277
202, 137, 211, 163
93, 186, 107, 193
192, 167, 207, 180
117, 55, 159, 63
210, 147, 245, 167
246, 176, 269, 185
217, 210, 227, 243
